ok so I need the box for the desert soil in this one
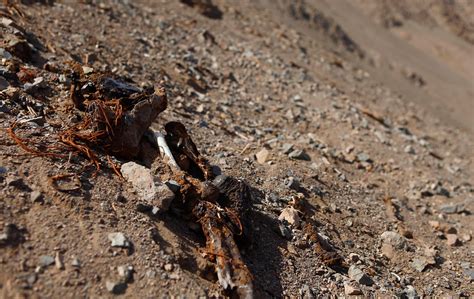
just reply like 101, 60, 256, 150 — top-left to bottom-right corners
0, 0, 473, 298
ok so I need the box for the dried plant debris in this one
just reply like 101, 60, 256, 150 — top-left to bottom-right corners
9, 65, 167, 175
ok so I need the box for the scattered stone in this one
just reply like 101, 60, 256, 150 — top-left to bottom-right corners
26, 273, 37, 286
58, 74, 68, 83
117, 265, 134, 282
108, 232, 131, 248
6, 176, 29, 189
356, 152, 371, 162
154, 184, 175, 212
115, 193, 127, 203
381, 231, 407, 250
71, 258, 81, 268
196, 104, 205, 113
278, 207, 301, 227
211, 165, 222, 176
281, 143, 294, 154
30, 190, 43, 203
461, 234, 471, 242
120, 162, 157, 201
446, 234, 460, 246
431, 182, 450, 197
106, 280, 127, 294
316, 233, 334, 251
439, 203, 466, 214
0, 223, 25, 246
255, 148, 270, 164
348, 265, 373, 286
285, 176, 300, 190
299, 284, 313, 298
381, 243, 395, 259
0, 48, 13, 60
428, 220, 440, 230
0, 76, 9, 91
6, 38, 32, 62
404, 145, 416, 154
164, 263, 173, 271
136, 202, 152, 213
151, 206, 160, 215
411, 257, 429, 272
278, 223, 292, 239
344, 281, 363, 295
349, 253, 360, 263
146, 270, 156, 278
445, 226, 457, 234
39, 255, 55, 267
121, 162, 174, 211
165, 180, 181, 193
24, 77, 46, 93
55, 252, 64, 270
288, 149, 311, 161
462, 266, 474, 281
82, 66, 94, 74
401, 285, 418, 299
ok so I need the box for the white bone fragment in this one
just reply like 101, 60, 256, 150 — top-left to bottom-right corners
147, 129, 181, 170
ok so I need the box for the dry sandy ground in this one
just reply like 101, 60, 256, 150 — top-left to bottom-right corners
0, 0, 473, 298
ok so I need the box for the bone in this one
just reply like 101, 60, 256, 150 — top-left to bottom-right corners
147, 129, 181, 170
194, 201, 253, 298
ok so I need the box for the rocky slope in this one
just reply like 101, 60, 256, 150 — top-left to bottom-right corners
0, 0, 473, 298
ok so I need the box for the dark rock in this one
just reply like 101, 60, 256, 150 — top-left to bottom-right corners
165, 180, 181, 193
289, 149, 311, 160
6, 176, 30, 190
348, 265, 373, 286
279, 222, 292, 240
0, 76, 9, 91
285, 176, 300, 190
98, 77, 141, 99
136, 203, 152, 213
0, 223, 25, 246
211, 165, 222, 176
106, 280, 127, 294
6, 38, 32, 62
